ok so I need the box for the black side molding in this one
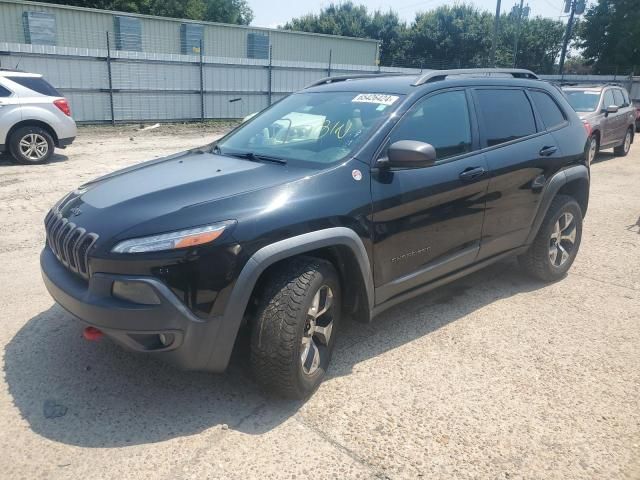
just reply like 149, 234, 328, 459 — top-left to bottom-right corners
207, 227, 374, 371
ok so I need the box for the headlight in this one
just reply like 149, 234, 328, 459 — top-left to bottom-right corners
112, 222, 231, 254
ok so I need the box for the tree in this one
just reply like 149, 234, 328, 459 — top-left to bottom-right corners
282, 2, 565, 72
577, 0, 640, 73
281, 2, 406, 66
42, 0, 253, 24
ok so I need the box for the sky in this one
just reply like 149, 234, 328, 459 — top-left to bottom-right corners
249, 0, 572, 28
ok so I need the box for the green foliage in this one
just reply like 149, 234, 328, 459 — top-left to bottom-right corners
281, 1, 565, 73
577, 0, 640, 73
42, 0, 253, 24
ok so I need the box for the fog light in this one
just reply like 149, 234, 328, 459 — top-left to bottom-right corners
112, 281, 161, 305
159, 333, 174, 347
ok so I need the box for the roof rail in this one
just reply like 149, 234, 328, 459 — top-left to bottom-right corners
305, 72, 411, 89
412, 68, 538, 86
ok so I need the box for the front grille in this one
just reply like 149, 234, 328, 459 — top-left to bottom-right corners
44, 209, 98, 279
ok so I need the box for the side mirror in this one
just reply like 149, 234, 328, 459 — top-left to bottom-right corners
604, 105, 619, 115
383, 140, 436, 168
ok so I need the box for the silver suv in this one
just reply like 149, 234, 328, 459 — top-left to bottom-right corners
0, 69, 76, 164
562, 84, 635, 165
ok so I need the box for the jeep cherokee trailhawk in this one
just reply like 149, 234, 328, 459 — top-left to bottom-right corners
41, 69, 590, 398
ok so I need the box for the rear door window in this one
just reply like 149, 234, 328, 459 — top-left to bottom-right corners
529, 90, 566, 130
5, 76, 61, 97
475, 89, 537, 147
621, 89, 630, 106
0, 85, 12, 97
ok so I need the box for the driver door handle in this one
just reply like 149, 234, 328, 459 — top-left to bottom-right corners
459, 166, 486, 181
539, 145, 558, 157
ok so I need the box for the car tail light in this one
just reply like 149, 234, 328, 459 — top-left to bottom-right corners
53, 98, 71, 116
582, 120, 592, 137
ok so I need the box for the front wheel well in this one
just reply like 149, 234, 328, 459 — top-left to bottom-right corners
245, 246, 371, 327
557, 177, 589, 217
7, 120, 59, 146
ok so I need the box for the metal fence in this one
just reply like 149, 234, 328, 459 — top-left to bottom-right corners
1, 24, 638, 124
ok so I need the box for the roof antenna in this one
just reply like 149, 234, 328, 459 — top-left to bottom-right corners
14, 56, 23, 71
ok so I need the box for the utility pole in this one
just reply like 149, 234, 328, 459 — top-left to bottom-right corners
489, 0, 502, 67
558, 0, 576, 75
512, 0, 525, 67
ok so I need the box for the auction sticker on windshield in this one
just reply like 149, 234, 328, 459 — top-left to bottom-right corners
352, 93, 399, 105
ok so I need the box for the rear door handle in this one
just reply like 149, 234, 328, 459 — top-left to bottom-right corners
539, 146, 558, 157
459, 166, 486, 181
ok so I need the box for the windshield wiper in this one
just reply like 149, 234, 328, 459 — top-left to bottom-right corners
225, 151, 287, 165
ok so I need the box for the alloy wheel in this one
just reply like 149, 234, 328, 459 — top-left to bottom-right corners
549, 212, 577, 267
300, 285, 334, 375
19, 133, 49, 161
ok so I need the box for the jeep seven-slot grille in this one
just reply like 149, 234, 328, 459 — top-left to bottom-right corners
44, 209, 98, 279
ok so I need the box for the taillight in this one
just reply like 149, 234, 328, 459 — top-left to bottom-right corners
53, 98, 71, 116
582, 120, 592, 137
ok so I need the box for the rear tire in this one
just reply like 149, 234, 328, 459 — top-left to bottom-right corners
519, 195, 583, 282
8, 126, 54, 165
250, 257, 341, 399
613, 127, 632, 157
586, 134, 598, 165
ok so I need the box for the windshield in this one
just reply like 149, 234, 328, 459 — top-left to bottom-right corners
216, 92, 402, 167
563, 90, 601, 112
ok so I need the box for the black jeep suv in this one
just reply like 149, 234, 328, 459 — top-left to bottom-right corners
41, 69, 590, 398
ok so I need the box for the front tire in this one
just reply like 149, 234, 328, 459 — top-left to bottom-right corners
250, 257, 341, 399
519, 195, 583, 282
8, 126, 54, 164
613, 127, 632, 157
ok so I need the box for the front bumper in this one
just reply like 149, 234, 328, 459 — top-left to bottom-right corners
40, 247, 234, 372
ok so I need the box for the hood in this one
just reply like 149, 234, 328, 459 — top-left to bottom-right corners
57, 149, 314, 242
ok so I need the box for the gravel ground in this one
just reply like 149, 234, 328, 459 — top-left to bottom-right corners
0, 124, 638, 480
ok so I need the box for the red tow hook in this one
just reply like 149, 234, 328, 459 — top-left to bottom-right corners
83, 326, 103, 341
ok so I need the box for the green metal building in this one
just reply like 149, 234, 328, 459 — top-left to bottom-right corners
0, 0, 379, 65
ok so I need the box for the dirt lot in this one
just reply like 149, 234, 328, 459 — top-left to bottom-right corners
0, 124, 639, 479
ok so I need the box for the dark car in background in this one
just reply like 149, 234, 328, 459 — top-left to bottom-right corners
563, 84, 635, 164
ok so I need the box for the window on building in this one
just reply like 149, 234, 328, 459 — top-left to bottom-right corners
22, 12, 56, 46
389, 90, 472, 160
114, 16, 142, 52
476, 89, 537, 146
247, 33, 269, 59
529, 90, 566, 130
181, 24, 204, 54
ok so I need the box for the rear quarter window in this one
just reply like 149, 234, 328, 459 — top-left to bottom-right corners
529, 90, 566, 130
6, 76, 61, 97
0, 85, 12, 97
475, 89, 537, 147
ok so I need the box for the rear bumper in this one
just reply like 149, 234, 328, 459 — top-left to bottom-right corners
57, 136, 75, 148
40, 247, 234, 372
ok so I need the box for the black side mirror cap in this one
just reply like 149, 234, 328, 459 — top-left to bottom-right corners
381, 140, 437, 169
